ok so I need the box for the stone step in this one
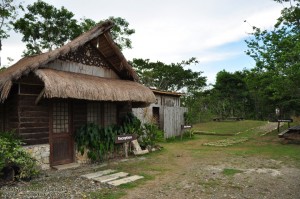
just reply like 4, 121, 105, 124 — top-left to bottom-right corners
93, 172, 129, 183
107, 175, 144, 186
81, 169, 116, 179
52, 163, 80, 170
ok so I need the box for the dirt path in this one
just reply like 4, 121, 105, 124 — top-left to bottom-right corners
123, 122, 300, 199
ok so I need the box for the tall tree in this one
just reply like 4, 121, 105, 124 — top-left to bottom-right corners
13, 0, 135, 55
0, 0, 23, 65
131, 57, 206, 92
245, 0, 300, 117
213, 70, 249, 118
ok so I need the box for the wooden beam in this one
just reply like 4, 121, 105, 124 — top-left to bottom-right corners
35, 88, 45, 105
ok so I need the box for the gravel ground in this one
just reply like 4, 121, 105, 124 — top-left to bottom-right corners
0, 164, 110, 199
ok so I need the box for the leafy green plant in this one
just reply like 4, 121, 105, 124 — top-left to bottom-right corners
121, 113, 143, 136
75, 123, 118, 162
139, 123, 164, 148
0, 131, 39, 180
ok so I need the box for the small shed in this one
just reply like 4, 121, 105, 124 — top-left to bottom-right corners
133, 89, 187, 138
0, 20, 155, 168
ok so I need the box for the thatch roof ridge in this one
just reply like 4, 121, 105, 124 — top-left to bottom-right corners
0, 20, 138, 102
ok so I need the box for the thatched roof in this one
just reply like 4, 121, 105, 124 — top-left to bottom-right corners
0, 20, 139, 102
35, 69, 155, 107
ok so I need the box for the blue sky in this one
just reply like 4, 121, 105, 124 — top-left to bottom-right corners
1, 0, 285, 84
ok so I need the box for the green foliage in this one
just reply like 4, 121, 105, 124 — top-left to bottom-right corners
245, 0, 300, 118
0, 131, 39, 180
106, 16, 135, 50
121, 112, 143, 136
74, 123, 118, 162
213, 70, 251, 118
131, 57, 206, 92
140, 123, 164, 148
13, 0, 81, 55
75, 113, 164, 161
0, 0, 23, 43
13, 0, 135, 56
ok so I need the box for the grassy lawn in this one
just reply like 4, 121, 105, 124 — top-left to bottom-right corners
192, 120, 267, 134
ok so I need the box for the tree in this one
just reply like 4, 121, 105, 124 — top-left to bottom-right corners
131, 57, 206, 92
0, 0, 23, 64
13, 0, 135, 55
213, 70, 250, 118
245, 0, 300, 117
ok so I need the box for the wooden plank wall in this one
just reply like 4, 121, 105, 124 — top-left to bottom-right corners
18, 94, 49, 145
163, 107, 187, 138
4, 85, 19, 133
17, 74, 50, 145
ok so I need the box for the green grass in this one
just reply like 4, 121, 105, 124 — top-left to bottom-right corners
222, 168, 243, 176
193, 120, 266, 134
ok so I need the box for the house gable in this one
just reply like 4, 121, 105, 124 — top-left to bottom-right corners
44, 43, 120, 79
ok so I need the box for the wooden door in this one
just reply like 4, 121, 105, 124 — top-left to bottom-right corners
50, 101, 74, 166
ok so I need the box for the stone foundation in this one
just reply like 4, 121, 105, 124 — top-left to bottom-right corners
23, 144, 92, 169
23, 144, 50, 170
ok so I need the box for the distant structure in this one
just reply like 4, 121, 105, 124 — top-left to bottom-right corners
133, 88, 187, 138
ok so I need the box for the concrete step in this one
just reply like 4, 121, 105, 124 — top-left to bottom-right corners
107, 175, 144, 186
93, 172, 129, 183
81, 169, 116, 179
52, 163, 80, 170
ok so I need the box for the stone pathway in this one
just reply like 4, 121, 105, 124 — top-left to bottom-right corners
81, 169, 144, 186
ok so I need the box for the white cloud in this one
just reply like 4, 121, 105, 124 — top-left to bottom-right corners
1, 0, 284, 83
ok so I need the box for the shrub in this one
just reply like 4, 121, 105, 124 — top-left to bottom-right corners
75, 123, 118, 162
139, 123, 164, 148
0, 132, 39, 181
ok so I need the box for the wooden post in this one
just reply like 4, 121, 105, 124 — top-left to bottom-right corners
124, 142, 129, 158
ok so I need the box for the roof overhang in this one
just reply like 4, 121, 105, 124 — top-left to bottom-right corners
34, 69, 156, 108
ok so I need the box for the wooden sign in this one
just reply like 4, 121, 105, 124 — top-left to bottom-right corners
277, 119, 293, 123
115, 134, 137, 144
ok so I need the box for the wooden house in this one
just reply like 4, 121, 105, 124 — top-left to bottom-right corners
133, 89, 187, 138
0, 20, 155, 168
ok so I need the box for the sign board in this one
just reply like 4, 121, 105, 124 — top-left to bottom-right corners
277, 119, 293, 123
115, 134, 137, 144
